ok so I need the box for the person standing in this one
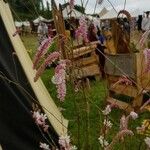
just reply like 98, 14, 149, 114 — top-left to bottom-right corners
37, 22, 48, 45
137, 15, 143, 31
142, 11, 150, 32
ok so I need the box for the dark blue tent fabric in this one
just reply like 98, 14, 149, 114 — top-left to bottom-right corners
0, 14, 58, 150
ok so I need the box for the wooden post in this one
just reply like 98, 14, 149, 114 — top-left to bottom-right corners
51, 0, 67, 58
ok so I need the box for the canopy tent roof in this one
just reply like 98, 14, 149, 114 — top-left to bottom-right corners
99, 7, 108, 18
62, 5, 83, 19
33, 16, 51, 24
100, 8, 142, 20
15, 21, 30, 27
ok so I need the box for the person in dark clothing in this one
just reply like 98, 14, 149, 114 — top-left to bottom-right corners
137, 15, 143, 31
123, 17, 130, 34
97, 28, 105, 45
87, 24, 106, 78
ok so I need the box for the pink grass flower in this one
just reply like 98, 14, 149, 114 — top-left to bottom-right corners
34, 51, 60, 82
105, 129, 134, 150
139, 30, 150, 47
52, 60, 70, 101
59, 134, 71, 149
39, 142, 50, 150
119, 75, 132, 85
130, 111, 138, 120
111, 75, 132, 89
32, 111, 49, 132
120, 115, 127, 130
144, 137, 150, 148
33, 37, 52, 69
143, 48, 150, 72
102, 105, 111, 115
98, 135, 109, 147
75, 16, 89, 43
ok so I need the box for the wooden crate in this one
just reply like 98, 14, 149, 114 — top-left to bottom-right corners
105, 52, 150, 112
105, 53, 136, 79
73, 42, 101, 80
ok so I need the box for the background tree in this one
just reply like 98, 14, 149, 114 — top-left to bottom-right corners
6, 0, 52, 20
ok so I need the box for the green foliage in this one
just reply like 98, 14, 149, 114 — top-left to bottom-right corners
6, 0, 52, 20
22, 35, 150, 150
48, 41, 57, 53
74, 5, 85, 13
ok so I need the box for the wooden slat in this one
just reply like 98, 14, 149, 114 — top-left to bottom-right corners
107, 97, 133, 112
110, 84, 138, 97
73, 44, 97, 58
144, 105, 150, 111
137, 120, 150, 136
74, 64, 100, 78
74, 55, 98, 67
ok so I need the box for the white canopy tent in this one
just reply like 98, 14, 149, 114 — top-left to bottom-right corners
33, 16, 51, 24
15, 21, 30, 27
100, 8, 142, 20
62, 5, 83, 19
99, 7, 108, 18
100, 9, 117, 20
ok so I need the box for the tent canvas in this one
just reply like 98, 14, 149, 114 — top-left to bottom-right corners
33, 16, 51, 24
15, 21, 30, 27
0, 1, 68, 149
62, 5, 83, 19
100, 9, 118, 20
100, 8, 141, 20
99, 7, 108, 18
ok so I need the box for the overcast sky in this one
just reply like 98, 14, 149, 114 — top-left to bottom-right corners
45, 0, 150, 14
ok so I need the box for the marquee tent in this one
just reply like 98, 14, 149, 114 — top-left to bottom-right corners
100, 8, 142, 20
33, 16, 51, 24
15, 21, 30, 27
62, 5, 83, 19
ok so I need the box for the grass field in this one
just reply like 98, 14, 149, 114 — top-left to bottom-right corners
22, 35, 149, 150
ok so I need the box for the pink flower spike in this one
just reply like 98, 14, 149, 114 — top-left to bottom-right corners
59, 134, 71, 148
45, 51, 60, 66
130, 111, 138, 120
33, 37, 52, 69
32, 111, 49, 132
34, 51, 60, 82
39, 142, 50, 150
75, 16, 89, 43
119, 75, 132, 85
120, 115, 126, 130
102, 105, 111, 115
143, 49, 150, 72
144, 137, 150, 148
52, 60, 70, 101
139, 30, 150, 47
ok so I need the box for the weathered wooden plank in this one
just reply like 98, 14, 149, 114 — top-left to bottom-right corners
73, 44, 97, 58
107, 97, 133, 112
74, 55, 99, 67
74, 64, 100, 78
110, 84, 138, 97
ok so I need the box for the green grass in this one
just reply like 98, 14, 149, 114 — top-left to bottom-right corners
22, 35, 149, 150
